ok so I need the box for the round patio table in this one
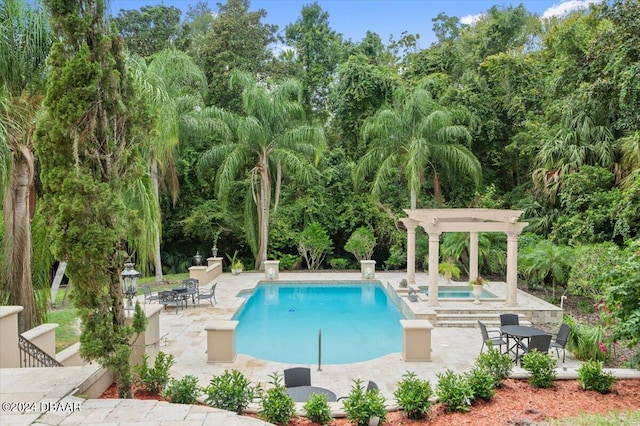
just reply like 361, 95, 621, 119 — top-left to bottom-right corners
286, 386, 337, 402
501, 325, 547, 363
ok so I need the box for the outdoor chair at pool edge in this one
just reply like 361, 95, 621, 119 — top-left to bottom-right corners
478, 321, 507, 354
196, 282, 217, 307
158, 290, 185, 314
337, 381, 379, 401
550, 323, 571, 363
518, 333, 553, 365
284, 367, 311, 388
141, 284, 158, 304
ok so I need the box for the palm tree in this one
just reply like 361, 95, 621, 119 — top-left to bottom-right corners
198, 73, 325, 269
533, 107, 615, 201
618, 130, 640, 190
127, 50, 207, 281
354, 88, 481, 208
0, 0, 51, 330
519, 239, 574, 298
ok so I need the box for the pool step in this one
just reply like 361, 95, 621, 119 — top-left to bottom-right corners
436, 313, 531, 328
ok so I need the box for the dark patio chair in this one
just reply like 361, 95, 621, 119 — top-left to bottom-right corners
519, 334, 552, 365
141, 284, 158, 304
284, 367, 311, 388
158, 290, 184, 314
550, 323, 570, 363
500, 313, 520, 327
197, 282, 217, 307
478, 321, 507, 354
182, 278, 199, 306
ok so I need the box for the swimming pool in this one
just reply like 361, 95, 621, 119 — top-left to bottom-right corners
419, 285, 498, 299
233, 282, 405, 364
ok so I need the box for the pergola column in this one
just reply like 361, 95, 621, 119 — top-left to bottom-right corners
469, 232, 479, 280
427, 231, 441, 306
505, 231, 520, 307
405, 221, 417, 285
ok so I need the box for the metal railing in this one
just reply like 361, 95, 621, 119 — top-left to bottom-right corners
18, 335, 63, 368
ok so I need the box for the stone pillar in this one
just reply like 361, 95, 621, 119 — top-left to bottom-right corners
405, 221, 417, 285
264, 260, 280, 280
469, 232, 479, 281
428, 232, 441, 306
20, 323, 58, 358
360, 260, 376, 279
506, 232, 519, 307
0, 306, 23, 368
205, 321, 238, 363
400, 320, 433, 362
129, 304, 163, 367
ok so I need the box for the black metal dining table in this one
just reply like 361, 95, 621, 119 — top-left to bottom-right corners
501, 325, 548, 363
286, 386, 337, 402
172, 286, 197, 308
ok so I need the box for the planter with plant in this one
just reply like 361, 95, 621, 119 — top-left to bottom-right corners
469, 276, 484, 304
438, 258, 461, 283
226, 250, 244, 275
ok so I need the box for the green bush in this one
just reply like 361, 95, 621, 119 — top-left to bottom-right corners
474, 347, 513, 387
329, 257, 350, 270
303, 393, 333, 425
298, 222, 333, 270
258, 372, 295, 425
133, 351, 175, 394
344, 227, 376, 261
577, 360, 617, 394
393, 371, 433, 420
342, 379, 387, 426
521, 350, 557, 388
435, 369, 473, 413
204, 369, 255, 414
161, 375, 201, 404
466, 367, 495, 401
564, 315, 610, 362
271, 251, 300, 270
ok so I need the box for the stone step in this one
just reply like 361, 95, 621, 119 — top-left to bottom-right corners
436, 313, 531, 328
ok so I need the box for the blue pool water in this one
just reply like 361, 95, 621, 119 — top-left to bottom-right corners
419, 286, 498, 299
233, 282, 405, 364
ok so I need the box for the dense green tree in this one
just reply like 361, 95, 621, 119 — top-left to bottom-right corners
194, 0, 276, 110
0, 0, 51, 330
197, 73, 325, 269
284, 2, 343, 120
113, 5, 181, 57
37, 0, 147, 398
519, 240, 574, 298
354, 87, 481, 209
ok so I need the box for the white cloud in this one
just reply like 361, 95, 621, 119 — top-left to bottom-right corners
542, 0, 600, 19
460, 13, 484, 25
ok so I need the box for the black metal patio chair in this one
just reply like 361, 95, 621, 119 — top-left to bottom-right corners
478, 320, 507, 354
284, 367, 311, 388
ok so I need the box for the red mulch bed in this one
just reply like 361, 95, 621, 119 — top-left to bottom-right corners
102, 378, 640, 425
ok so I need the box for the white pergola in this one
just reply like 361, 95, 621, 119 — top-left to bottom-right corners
400, 209, 528, 307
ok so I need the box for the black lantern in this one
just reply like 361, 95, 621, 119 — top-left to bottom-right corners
121, 259, 140, 309
194, 251, 203, 266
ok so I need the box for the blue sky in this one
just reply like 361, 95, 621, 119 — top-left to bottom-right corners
109, 0, 599, 46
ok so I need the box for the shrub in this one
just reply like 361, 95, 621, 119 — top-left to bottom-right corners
466, 367, 495, 401
161, 375, 201, 404
435, 369, 473, 413
577, 360, 617, 394
344, 227, 376, 261
521, 350, 557, 388
133, 351, 175, 394
329, 257, 349, 270
258, 372, 295, 425
298, 222, 333, 270
474, 347, 513, 387
564, 315, 610, 362
303, 393, 333, 425
393, 371, 433, 420
342, 379, 387, 426
204, 369, 255, 414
